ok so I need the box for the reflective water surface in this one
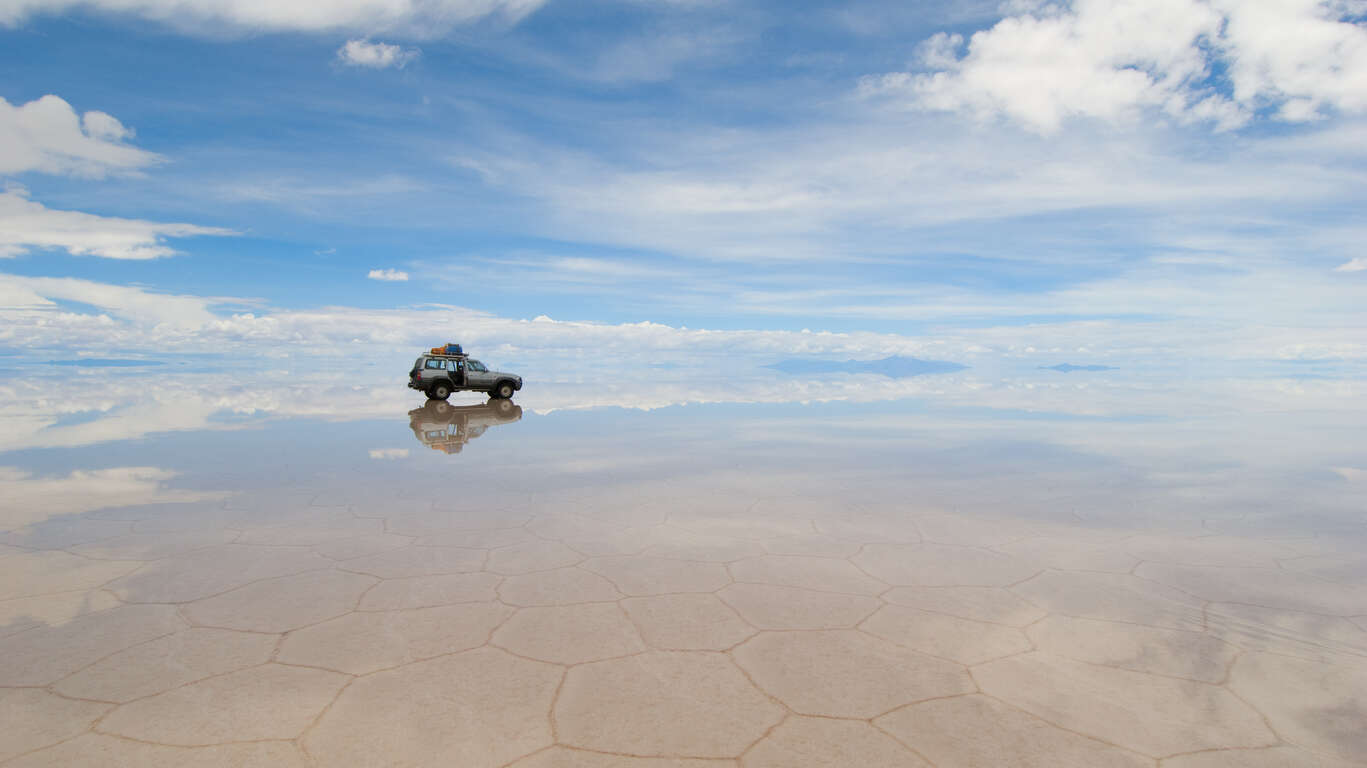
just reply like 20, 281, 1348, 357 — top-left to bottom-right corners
2, 363, 1365, 767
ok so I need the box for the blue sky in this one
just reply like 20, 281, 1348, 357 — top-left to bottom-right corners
2, 0, 1365, 364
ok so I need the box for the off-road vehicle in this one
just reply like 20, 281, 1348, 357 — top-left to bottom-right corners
408, 351, 523, 400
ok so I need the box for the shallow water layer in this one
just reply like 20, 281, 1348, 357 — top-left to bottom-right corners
2, 368, 1365, 767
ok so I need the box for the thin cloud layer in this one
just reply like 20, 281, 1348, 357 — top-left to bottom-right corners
450, 109, 1367, 272
0, 95, 161, 177
0, 0, 546, 36
865, 0, 1367, 133
338, 39, 419, 68
368, 268, 410, 281
0, 188, 234, 259
3, 266, 1363, 364
0, 272, 963, 360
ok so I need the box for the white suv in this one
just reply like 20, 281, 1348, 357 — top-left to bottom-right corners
408, 354, 523, 400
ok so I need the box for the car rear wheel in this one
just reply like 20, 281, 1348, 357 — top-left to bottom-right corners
429, 383, 452, 401
493, 382, 515, 399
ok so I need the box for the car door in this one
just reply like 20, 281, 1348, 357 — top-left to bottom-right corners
466, 360, 492, 389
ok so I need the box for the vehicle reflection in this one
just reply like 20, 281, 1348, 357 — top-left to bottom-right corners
407, 399, 523, 454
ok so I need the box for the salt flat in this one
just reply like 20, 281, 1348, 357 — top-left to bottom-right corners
1, 370, 1364, 767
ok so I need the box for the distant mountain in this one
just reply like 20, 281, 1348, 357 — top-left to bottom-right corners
768, 355, 968, 378
1040, 363, 1116, 372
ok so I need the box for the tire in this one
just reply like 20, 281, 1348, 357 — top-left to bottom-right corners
493, 399, 513, 415
428, 383, 452, 401
493, 381, 515, 399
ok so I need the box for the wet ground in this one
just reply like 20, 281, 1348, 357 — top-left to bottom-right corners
2, 365, 1365, 766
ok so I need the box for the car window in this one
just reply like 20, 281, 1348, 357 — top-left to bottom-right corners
469, 360, 487, 372
425, 359, 443, 369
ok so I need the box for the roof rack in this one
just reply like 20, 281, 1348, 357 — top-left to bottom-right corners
426, 352, 469, 360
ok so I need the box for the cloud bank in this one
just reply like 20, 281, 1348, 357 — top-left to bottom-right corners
0, 272, 967, 361
3, 265, 1364, 366
865, 0, 1367, 133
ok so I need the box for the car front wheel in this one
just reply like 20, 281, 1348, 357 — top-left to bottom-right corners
493, 382, 515, 399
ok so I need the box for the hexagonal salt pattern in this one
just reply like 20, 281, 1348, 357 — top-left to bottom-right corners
493, 603, 646, 663
744, 716, 931, 767
97, 663, 349, 745
0, 689, 110, 762
555, 651, 783, 757
875, 694, 1150, 767
304, 647, 561, 768
733, 630, 973, 718
4, 734, 309, 768
52, 628, 277, 702
972, 652, 1276, 756
4, 478, 1366, 768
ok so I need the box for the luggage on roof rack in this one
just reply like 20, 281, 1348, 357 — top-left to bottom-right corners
430, 343, 463, 356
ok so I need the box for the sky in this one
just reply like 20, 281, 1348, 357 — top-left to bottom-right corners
1, 0, 1365, 368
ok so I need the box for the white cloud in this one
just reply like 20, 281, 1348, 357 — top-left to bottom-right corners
368, 268, 410, 281
80, 109, 132, 141
865, 0, 1367, 133
1, 274, 225, 329
338, 39, 419, 69
0, 188, 234, 260
0, 0, 546, 37
369, 448, 410, 459
1334, 257, 1367, 272
915, 31, 964, 69
0, 95, 160, 177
